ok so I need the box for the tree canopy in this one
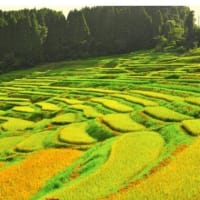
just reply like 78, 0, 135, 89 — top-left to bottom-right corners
0, 6, 198, 73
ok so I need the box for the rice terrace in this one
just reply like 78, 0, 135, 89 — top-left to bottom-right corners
0, 5, 200, 200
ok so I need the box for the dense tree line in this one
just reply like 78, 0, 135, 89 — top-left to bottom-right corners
0, 6, 198, 73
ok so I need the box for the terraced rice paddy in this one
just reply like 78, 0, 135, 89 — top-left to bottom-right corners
0, 49, 200, 199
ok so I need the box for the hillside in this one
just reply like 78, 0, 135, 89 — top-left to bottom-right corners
0, 6, 198, 73
0, 49, 200, 199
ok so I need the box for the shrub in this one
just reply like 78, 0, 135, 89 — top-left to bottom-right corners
86, 120, 114, 141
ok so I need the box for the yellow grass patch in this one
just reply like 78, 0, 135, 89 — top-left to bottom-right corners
182, 119, 200, 136
42, 131, 164, 200
52, 113, 77, 124
144, 106, 191, 121
12, 106, 36, 113
0, 162, 4, 169
102, 113, 145, 132
106, 137, 200, 200
54, 97, 83, 105
112, 94, 158, 106
0, 148, 82, 200
70, 104, 102, 118
91, 97, 133, 112
185, 97, 200, 106
0, 117, 34, 131
59, 122, 97, 144
15, 131, 50, 152
0, 136, 25, 153
132, 90, 183, 102
35, 102, 61, 111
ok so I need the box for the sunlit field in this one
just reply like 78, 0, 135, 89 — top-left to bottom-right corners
0, 49, 200, 199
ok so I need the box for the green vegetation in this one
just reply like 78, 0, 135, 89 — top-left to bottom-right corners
37, 132, 164, 200
86, 119, 114, 141
0, 6, 197, 73
0, 44, 200, 199
31, 137, 116, 200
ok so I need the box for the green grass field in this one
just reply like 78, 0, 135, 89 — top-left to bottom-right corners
0, 49, 199, 199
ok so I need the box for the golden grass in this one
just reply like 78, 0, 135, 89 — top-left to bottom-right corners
0, 117, 34, 131
105, 137, 200, 200
42, 131, 164, 200
112, 94, 158, 106
59, 122, 97, 144
70, 104, 102, 118
0, 110, 5, 115
144, 106, 191, 121
185, 97, 200, 106
12, 106, 36, 113
132, 90, 183, 102
182, 119, 200, 136
52, 113, 77, 124
0, 148, 82, 200
54, 97, 83, 105
0, 136, 25, 153
0, 97, 30, 102
91, 97, 133, 112
35, 102, 61, 111
80, 88, 117, 94
102, 113, 145, 132
15, 131, 50, 152
0, 162, 4, 169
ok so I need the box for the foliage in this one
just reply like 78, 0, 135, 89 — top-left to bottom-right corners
86, 119, 114, 141
0, 6, 196, 73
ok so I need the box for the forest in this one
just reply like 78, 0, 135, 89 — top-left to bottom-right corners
0, 6, 199, 73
